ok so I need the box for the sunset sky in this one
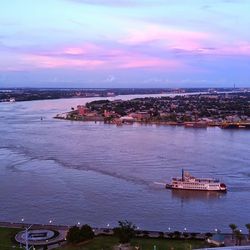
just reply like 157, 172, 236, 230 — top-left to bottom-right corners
1, 0, 250, 88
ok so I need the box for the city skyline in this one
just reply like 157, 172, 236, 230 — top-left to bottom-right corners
0, 0, 250, 88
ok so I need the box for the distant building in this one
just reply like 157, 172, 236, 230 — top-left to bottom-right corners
77, 105, 89, 115
120, 116, 134, 123
104, 110, 117, 118
129, 112, 150, 121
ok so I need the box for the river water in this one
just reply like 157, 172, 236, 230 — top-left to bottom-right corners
0, 95, 249, 232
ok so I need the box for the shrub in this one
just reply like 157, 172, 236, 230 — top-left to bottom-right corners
190, 233, 197, 239
67, 224, 94, 243
113, 220, 136, 244
158, 232, 164, 238
79, 224, 94, 241
205, 232, 212, 239
67, 226, 81, 243
173, 231, 181, 239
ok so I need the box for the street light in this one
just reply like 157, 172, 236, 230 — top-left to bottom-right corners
77, 222, 81, 226
49, 220, 52, 224
19, 218, 25, 248
24, 224, 33, 250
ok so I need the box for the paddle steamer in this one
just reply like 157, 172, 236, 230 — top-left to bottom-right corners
166, 170, 227, 192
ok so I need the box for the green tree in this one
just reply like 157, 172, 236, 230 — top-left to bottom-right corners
245, 224, 250, 240
113, 220, 136, 244
67, 225, 81, 243
229, 224, 237, 240
205, 232, 212, 239
158, 232, 164, 238
67, 224, 94, 243
190, 232, 197, 239
235, 230, 244, 246
183, 232, 189, 239
79, 224, 95, 241
173, 231, 181, 239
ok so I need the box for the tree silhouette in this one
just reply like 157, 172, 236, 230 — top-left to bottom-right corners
235, 230, 244, 246
67, 224, 94, 243
245, 224, 250, 240
229, 224, 237, 240
113, 220, 136, 244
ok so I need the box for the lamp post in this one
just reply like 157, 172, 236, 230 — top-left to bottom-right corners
25, 224, 33, 250
20, 218, 25, 248
184, 227, 187, 238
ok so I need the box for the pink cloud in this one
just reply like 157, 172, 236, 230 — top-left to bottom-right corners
23, 55, 105, 69
120, 23, 250, 57
19, 42, 184, 71
62, 43, 101, 55
121, 24, 211, 50
118, 55, 181, 69
63, 47, 86, 55
213, 42, 250, 56
121, 24, 250, 57
177, 41, 250, 57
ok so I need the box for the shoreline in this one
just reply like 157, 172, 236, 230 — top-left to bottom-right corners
0, 221, 243, 237
0, 89, 247, 103
54, 117, 250, 129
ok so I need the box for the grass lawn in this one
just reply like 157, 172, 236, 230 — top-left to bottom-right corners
58, 236, 210, 250
131, 238, 209, 250
0, 227, 20, 249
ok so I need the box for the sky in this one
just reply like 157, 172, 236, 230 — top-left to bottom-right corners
0, 0, 250, 88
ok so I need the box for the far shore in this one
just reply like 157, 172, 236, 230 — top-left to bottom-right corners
54, 116, 250, 129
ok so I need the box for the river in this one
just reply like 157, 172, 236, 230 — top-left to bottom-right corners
0, 95, 249, 232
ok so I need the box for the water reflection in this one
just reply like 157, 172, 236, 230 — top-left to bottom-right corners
171, 189, 226, 202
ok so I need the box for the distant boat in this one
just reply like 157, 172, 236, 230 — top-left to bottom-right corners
184, 122, 207, 128
2, 97, 16, 103
221, 123, 250, 129
9, 98, 15, 103
166, 170, 227, 192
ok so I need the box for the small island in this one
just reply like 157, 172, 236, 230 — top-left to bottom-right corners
55, 92, 250, 129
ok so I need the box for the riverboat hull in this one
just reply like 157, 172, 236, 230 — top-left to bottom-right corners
165, 184, 227, 192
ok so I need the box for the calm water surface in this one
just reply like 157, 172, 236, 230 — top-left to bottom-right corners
0, 96, 249, 232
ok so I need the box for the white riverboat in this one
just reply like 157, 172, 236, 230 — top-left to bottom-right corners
166, 170, 227, 192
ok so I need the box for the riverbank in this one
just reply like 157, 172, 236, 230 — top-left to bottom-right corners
0, 222, 214, 249
54, 116, 250, 130
0, 227, 208, 250
1, 87, 244, 102
54, 92, 250, 129
1, 221, 250, 249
